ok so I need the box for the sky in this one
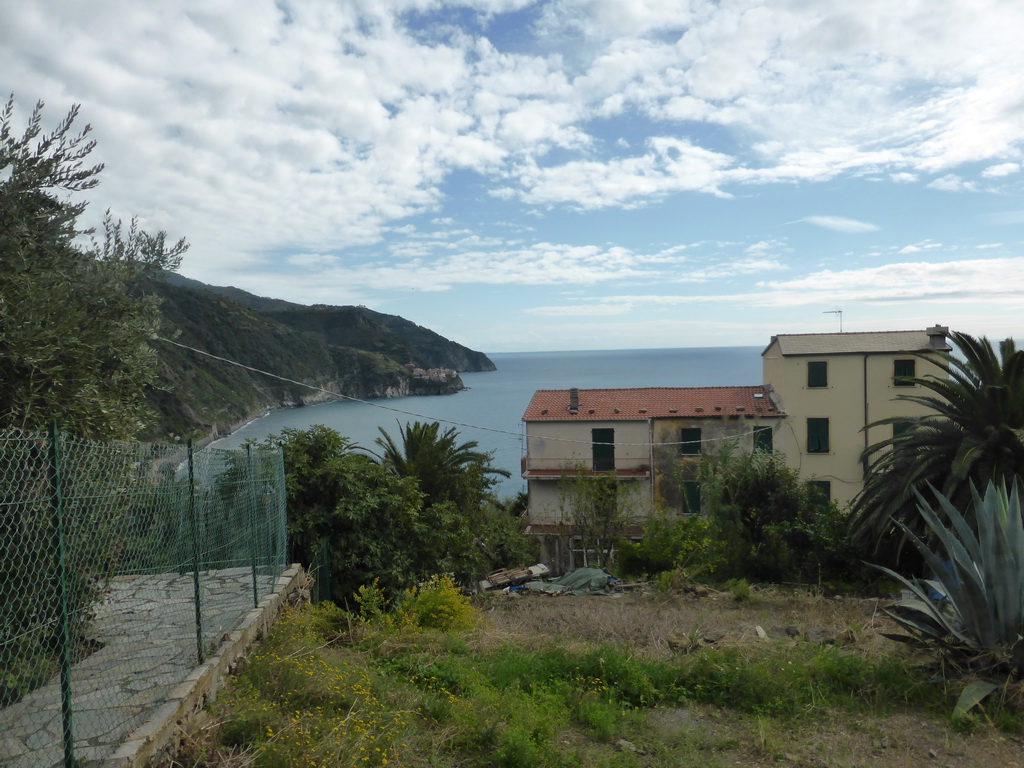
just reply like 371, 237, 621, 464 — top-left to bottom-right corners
3, 0, 1024, 354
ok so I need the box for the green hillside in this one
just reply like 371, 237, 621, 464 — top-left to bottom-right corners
142, 277, 494, 441
165, 274, 495, 372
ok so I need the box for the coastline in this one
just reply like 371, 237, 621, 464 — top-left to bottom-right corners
201, 369, 471, 451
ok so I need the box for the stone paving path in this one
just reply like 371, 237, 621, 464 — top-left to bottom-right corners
0, 567, 278, 768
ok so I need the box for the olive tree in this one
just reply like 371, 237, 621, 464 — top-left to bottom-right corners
0, 96, 187, 438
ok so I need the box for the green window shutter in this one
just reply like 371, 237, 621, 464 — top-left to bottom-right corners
893, 421, 912, 438
754, 425, 773, 454
680, 427, 701, 455
807, 418, 829, 453
807, 361, 828, 388
682, 481, 701, 514
592, 428, 615, 471
893, 359, 915, 386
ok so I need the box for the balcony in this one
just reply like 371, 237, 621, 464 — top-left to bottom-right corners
521, 456, 650, 479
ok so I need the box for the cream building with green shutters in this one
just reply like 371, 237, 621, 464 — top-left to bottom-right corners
761, 325, 950, 508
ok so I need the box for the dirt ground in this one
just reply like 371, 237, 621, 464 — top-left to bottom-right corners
478, 586, 1024, 768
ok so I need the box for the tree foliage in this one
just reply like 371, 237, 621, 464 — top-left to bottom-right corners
375, 420, 510, 512
697, 443, 853, 582
376, 420, 533, 573
851, 332, 1024, 563
617, 509, 725, 580
558, 467, 644, 568
0, 96, 187, 438
264, 425, 500, 599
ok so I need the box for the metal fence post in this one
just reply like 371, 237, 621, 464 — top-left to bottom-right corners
275, 450, 287, 572
46, 422, 75, 768
187, 440, 204, 664
245, 445, 259, 608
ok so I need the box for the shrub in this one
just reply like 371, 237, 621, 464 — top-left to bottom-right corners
394, 574, 479, 632
726, 578, 752, 602
698, 443, 860, 583
617, 509, 725, 580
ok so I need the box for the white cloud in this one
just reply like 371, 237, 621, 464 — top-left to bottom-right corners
4, 0, 1023, 239
982, 162, 1021, 178
230, 240, 693, 300
524, 303, 633, 317
508, 137, 734, 207
287, 253, 342, 268
803, 216, 879, 234
5, 0, 1024, 356
897, 240, 943, 255
752, 257, 1024, 307
745, 240, 780, 256
571, 256, 1024, 315
927, 174, 977, 193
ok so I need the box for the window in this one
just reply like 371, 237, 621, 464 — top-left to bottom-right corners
893, 421, 913, 438
570, 537, 599, 569
754, 425, 773, 454
893, 358, 916, 387
682, 481, 701, 514
808, 480, 831, 507
807, 418, 830, 453
680, 427, 701, 455
592, 428, 615, 471
807, 361, 828, 388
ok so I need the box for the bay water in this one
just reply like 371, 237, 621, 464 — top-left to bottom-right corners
211, 346, 763, 499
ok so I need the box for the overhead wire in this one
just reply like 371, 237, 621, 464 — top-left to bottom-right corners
156, 336, 773, 450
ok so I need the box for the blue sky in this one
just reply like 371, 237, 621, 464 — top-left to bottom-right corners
3, 0, 1024, 353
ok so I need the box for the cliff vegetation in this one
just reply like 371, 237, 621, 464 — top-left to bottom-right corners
143, 275, 495, 441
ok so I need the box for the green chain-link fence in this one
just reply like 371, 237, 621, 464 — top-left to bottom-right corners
0, 425, 288, 768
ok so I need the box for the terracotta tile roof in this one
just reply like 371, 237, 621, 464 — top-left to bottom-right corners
522, 386, 782, 421
764, 328, 951, 356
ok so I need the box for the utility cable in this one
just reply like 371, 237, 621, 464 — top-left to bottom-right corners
156, 336, 773, 450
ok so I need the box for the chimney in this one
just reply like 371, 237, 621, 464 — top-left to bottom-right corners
926, 324, 950, 349
568, 387, 580, 414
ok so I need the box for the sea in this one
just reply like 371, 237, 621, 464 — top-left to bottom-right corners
210, 346, 763, 499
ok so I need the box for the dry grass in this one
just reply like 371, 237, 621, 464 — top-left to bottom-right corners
479, 586, 901, 658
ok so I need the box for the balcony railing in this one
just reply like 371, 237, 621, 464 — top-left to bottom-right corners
521, 456, 650, 479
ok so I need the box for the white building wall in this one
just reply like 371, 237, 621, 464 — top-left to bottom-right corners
524, 419, 653, 525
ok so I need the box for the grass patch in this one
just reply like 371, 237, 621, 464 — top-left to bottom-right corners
177, 594, 1021, 768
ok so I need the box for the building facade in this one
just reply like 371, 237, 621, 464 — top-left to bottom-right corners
520, 326, 951, 564
761, 325, 950, 508
521, 386, 783, 568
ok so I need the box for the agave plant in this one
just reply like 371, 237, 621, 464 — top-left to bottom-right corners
871, 479, 1024, 714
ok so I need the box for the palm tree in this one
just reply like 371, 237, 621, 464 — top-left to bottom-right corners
374, 420, 510, 511
851, 332, 1024, 561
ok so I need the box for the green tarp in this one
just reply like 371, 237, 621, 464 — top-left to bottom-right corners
524, 568, 617, 595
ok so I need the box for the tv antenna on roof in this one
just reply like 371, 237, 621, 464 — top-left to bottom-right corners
824, 309, 843, 332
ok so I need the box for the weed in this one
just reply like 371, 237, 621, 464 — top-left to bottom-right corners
394, 574, 478, 631
353, 579, 388, 623
725, 578, 752, 602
